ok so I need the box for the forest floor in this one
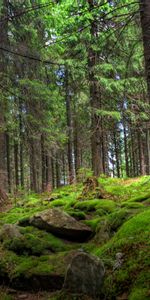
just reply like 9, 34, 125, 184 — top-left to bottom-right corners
0, 175, 150, 300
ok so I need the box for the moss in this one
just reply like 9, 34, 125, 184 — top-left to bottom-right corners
49, 199, 67, 208
74, 199, 100, 212
84, 218, 101, 231
121, 202, 145, 209
74, 199, 116, 214
128, 271, 150, 300
129, 287, 149, 300
3, 226, 71, 255
129, 193, 150, 203
0, 248, 67, 280
14, 252, 67, 279
106, 208, 133, 232
93, 209, 150, 299
96, 209, 150, 256
95, 208, 108, 216
65, 209, 86, 220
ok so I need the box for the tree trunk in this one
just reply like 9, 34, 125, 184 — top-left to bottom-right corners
140, 0, 150, 173
14, 142, 19, 188
30, 141, 38, 192
88, 0, 103, 177
19, 100, 24, 188
41, 134, 46, 191
74, 117, 81, 177
56, 153, 61, 188
6, 133, 11, 192
0, 0, 9, 201
65, 67, 74, 184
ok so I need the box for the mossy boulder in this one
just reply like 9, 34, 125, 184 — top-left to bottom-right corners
2, 226, 71, 256
29, 208, 93, 242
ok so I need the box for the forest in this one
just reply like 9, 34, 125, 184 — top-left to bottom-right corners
0, 0, 149, 299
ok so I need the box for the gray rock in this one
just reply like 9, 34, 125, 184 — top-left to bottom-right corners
29, 208, 92, 242
63, 252, 105, 298
0, 224, 22, 241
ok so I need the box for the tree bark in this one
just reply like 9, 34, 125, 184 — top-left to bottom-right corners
14, 142, 19, 188
140, 0, 150, 173
88, 0, 103, 176
19, 100, 24, 188
0, 0, 9, 200
65, 67, 74, 184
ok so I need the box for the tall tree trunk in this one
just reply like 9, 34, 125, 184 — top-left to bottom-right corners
0, 0, 9, 202
74, 117, 81, 177
6, 133, 11, 192
65, 67, 74, 184
19, 100, 24, 188
30, 141, 38, 192
123, 123, 129, 177
45, 153, 52, 192
56, 153, 61, 188
41, 134, 46, 191
51, 155, 55, 189
88, 0, 103, 176
140, 0, 150, 173
14, 142, 19, 188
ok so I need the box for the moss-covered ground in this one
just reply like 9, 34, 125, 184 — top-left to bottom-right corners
0, 176, 150, 299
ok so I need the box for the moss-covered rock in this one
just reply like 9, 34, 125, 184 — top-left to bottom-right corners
2, 226, 71, 255
29, 208, 93, 242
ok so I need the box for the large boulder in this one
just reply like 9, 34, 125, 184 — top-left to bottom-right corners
63, 251, 105, 298
29, 208, 92, 242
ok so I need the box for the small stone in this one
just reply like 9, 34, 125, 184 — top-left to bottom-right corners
18, 294, 28, 299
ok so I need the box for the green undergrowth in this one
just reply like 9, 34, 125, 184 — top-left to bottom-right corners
93, 209, 150, 299
0, 176, 150, 298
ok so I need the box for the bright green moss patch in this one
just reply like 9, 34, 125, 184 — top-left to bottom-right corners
84, 218, 101, 231
65, 209, 86, 220
106, 208, 133, 232
74, 199, 100, 212
49, 199, 67, 208
129, 287, 149, 300
129, 193, 150, 203
121, 202, 145, 209
74, 199, 116, 214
